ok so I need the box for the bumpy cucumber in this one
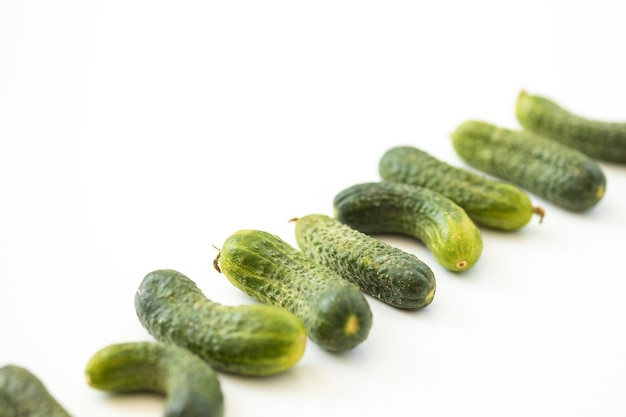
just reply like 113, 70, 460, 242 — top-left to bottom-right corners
134, 269, 306, 376
0, 365, 72, 417
85, 342, 223, 417
516, 90, 626, 163
379, 145, 544, 231
214, 229, 373, 353
292, 214, 436, 310
451, 120, 606, 212
333, 182, 483, 272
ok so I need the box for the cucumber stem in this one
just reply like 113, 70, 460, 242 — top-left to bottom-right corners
532, 206, 546, 224
213, 248, 222, 273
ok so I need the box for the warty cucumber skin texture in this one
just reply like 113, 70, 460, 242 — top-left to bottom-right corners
0, 365, 72, 417
333, 181, 483, 272
134, 269, 307, 377
293, 214, 436, 310
215, 229, 373, 353
516, 90, 626, 163
379, 145, 542, 231
451, 120, 606, 212
85, 342, 224, 417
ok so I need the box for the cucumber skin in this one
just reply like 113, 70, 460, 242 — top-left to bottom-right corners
333, 182, 483, 272
0, 365, 72, 417
516, 90, 626, 163
216, 229, 373, 353
134, 269, 307, 377
85, 342, 224, 417
293, 214, 436, 310
451, 120, 606, 212
379, 145, 537, 231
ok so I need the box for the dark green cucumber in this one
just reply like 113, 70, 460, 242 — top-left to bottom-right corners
214, 229, 373, 353
333, 182, 483, 272
134, 269, 307, 377
451, 120, 606, 212
379, 145, 544, 231
85, 342, 223, 417
0, 365, 72, 417
516, 90, 626, 163
292, 214, 436, 310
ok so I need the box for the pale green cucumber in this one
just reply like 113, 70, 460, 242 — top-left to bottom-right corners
214, 229, 373, 353
85, 341, 224, 417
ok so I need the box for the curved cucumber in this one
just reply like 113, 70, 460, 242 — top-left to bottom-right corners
292, 214, 436, 310
516, 90, 626, 163
85, 342, 223, 417
214, 229, 373, 353
333, 181, 483, 272
451, 120, 606, 212
0, 365, 72, 417
379, 145, 544, 231
134, 269, 307, 377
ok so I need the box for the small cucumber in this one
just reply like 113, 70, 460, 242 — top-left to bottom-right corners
0, 365, 72, 417
292, 214, 436, 310
214, 229, 373, 353
516, 90, 626, 163
134, 269, 307, 377
85, 342, 224, 417
379, 145, 544, 231
333, 181, 483, 272
451, 120, 606, 212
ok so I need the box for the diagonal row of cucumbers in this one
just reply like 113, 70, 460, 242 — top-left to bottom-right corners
2, 89, 620, 417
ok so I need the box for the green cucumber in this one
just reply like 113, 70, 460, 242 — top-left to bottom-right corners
134, 269, 307, 377
85, 342, 223, 417
379, 145, 544, 231
292, 214, 436, 310
333, 181, 483, 272
516, 90, 626, 163
451, 120, 606, 212
0, 365, 72, 417
214, 229, 373, 353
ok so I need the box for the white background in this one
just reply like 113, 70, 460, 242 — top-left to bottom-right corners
2, 1, 626, 416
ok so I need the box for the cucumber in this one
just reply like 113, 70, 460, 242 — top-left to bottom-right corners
333, 181, 483, 272
292, 214, 436, 310
451, 120, 606, 212
516, 90, 626, 163
214, 229, 373, 353
85, 342, 223, 417
379, 145, 544, 231
0, 365, 72, 417
134, 269, 307, 377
